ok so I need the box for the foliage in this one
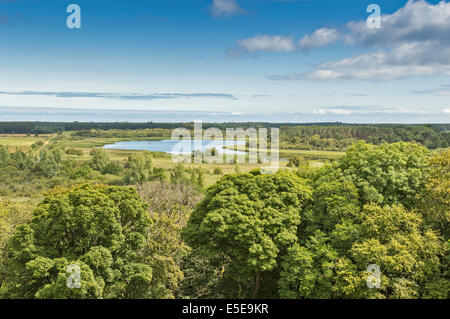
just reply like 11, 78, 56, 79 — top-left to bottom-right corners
287, 155, 309, 168
0, 145, 10, 166
419, 150, 450, 238
281, 125, 449, 151
279, 142, 448, 299
124, 151, 153, 184
137, 181, 203, 298
103, 162, 123, 176
183, 170, 312, 298
279, 203, 446, 299
70, 164, 92, 180
65, 148, 83, 156
278, 232, 338, 299
335, 142, 430, 209
0, 201, 32, 251
90, 148, 111, 173
0, 130, 449, 300
0, 184, 177, 299
1, 122, 448, 151
38, 149, 60, 177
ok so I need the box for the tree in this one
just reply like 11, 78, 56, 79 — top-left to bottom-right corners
39, 149, 59, 177
278, 231, 338, 299
124, 151, 153, 183
287, 155, 308, 168
90, 148, 110, 173
183, 170, 312, 298
419, 150, 450, 238
195, 167, 204, 189
279, 204, 446, 299
0, 201, 31, 251
70, 164, 92, 180
0, 185, 170, 299
170, 164, 186, 184
137, 181, 203, 298
341, 204, 445, 299
278, 142, 447, 299
103, 162, 123, 176
336, 142, 430, 209
65, 148, 83, 156
417, 150, 450, 298
0, 145, 10, 166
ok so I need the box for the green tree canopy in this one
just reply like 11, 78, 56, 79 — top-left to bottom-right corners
90, 148, 111, 173
124, 151, 153, 184
0, 184, 169, 299
419, 150, 450, 238
335, 142, 430, 209
0, 145, 10, 166
137, 181, 203, 298
183, 169, 312, 298
279, 204, 446, 299
279, 142, 447, 299
38, 149, 59, 177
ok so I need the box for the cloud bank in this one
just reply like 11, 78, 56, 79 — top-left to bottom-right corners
0, 91, 238, 100
238, 0, 450, 81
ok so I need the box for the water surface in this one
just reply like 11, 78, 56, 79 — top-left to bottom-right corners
103, 139, 247, 155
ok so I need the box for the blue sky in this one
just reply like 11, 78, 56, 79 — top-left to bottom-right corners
0, 0, 449, 122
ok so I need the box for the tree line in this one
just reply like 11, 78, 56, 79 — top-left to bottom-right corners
1, 121, 449, 149
280, 125, 449, 150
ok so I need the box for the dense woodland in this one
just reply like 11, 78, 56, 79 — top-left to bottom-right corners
0, 124, 448, 299
1, 122, 449, 150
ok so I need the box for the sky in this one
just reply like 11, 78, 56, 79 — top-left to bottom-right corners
0, 0, 449, 123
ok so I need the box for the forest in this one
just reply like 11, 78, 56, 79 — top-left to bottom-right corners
0, 124, 448, 299
0, 122, 449, 150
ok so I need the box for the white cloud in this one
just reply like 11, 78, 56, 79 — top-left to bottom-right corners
270, 0, 450, 81
302, 41, 450, 81
298, 28, 340, 51
210, 0, 245, 17
443, 108, 450, 113
237, 35, 295, 52
345, 0, 450, 48
235, 29, 338, 54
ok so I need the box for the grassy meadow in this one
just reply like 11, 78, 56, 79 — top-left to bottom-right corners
0, 132, 341, 197
0, 135, 52, 151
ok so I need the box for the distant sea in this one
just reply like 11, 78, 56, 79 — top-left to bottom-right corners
0, 107, 448, 123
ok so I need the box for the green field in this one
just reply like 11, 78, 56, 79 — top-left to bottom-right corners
0, 135, 51, 151
63, 135, 344, 185
0, 133, 343, 187
66, 141, 290, 187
